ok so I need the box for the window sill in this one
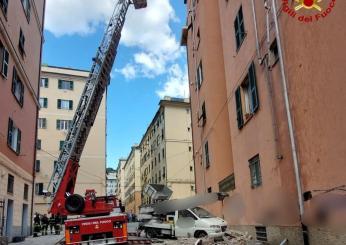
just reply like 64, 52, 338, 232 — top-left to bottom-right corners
7, 192, 14, 195
13, 94, 24, 108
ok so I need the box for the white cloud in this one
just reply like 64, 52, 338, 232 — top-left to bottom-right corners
117, 63, 137, 80
45, 0, 114, 36
156, 64, 189, 99
45, 0, 184, 85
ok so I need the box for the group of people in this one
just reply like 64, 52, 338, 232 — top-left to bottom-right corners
33, 213, 62, 236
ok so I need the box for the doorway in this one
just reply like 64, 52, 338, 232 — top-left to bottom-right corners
21, 204, 28, 236
5, 199, 13, 240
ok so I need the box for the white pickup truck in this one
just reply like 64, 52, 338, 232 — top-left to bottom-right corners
142, 207, 228, 238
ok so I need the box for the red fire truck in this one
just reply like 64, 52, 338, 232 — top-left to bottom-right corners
44, 1, 147, 244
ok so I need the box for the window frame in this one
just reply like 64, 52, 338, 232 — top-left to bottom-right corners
40, 78, 49, 88
249, 154, 262, 188
0, 0, 8, 17
38, 118, 47, 129
234, 6, 246, 51
0, 41, 9, 78
204, 141, 210, 168
196, 60, 203, 89
7, 174, 14, 194
35, 160, 40, 172
19, 28, 25, 56
57, 99, 73, 110
12, 68, 24, 107
7, 118, 21, 155
24, 183, 29, 200
58, 79, 74, 90
20, 0, 31, 22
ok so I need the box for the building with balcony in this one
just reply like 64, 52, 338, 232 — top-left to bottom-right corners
34, 65, 106, 215
0, 0, 45, 241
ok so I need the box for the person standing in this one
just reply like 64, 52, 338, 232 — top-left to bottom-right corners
41, 214, 49, 235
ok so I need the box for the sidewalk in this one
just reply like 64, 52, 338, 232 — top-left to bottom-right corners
9, 234, 64, 245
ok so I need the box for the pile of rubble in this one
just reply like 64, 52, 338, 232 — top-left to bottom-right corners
151, 229, 259, 245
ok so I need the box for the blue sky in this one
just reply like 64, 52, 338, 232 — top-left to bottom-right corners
42, 0, 188, 169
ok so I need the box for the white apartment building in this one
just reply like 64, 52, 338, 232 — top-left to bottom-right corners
140, 97, 195, 204
34, 65, 106, 215
116, 159, 126, 203
106, 168, 117, 196
123, 145, 141, 214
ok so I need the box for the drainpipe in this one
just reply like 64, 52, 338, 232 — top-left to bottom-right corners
271, 0, 304, 217
30, 0, 47, 236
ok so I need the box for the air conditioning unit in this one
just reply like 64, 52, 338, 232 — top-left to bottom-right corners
133, 0, 147, 9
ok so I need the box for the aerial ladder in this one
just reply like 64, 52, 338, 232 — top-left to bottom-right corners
45, 0, 147, 244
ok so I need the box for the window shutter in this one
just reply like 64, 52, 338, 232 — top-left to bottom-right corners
35, 160, 40, 172
44, 98, 48, 108
57, 99, 61, 109
17, 129, 21, 154
249, 62, 259, 113
0, 43, 4, 72
58, 80, 62, 89
43, 118, 47, 128
7, 118, 13, 146
45, 78, 48, 88
235, 87, 244, 129
69, 100, 73, 110
70, 81, 74, 90
11, 68, 16, 94
20, 82, 24, 106
56, 120, 60, 130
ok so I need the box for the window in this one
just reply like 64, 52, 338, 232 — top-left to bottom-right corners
162, 148, 165, 159
21, 0, 31, 21
0, 41, 9, 77
36, 139, 41, 150
35, 160, 40, 172
24, 184, 29, 200
35, 183, 44, 195
159, 171, 161, 182
19, 29, 25, 55
189, 146, 192, 152
178, 210, 197, 220
12, 68, 24, 106
191, 185, 194, 191
162, 167, 165, 178
40, 78, 48, 88
38, 118, 47, 129
204, 141, 210, 168
196, 61, 203, 89
249, 155, 262, 188
190, 166, 193, 172
7, 174, 14, 194
255, 226, 268, 242
39, 98, 48, 108
7, 118, 21, 154
154, 157, 157, 166
58, 80, 74, 90
57, 99, 73, 110
0, 0, 8, 15
158, 153, 161, 163
270, 39, 279, 66
59, 140, 64, 151
56, 119, 72, 131
235, 62, 259, 129
207, 187, 212, 193
198, 101, 207, 126
234, 6, 246, 50
218, 174, 235, 192
54, 161, 57, 170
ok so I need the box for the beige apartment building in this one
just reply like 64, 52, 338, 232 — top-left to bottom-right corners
0, 0, 45, 242
116, 159, 126, 203
34, 65, 106, 215
183, 0, 346, 244
123, 145, 141, 214
140, 97, 195, 204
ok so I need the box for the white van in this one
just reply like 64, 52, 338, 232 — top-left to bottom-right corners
143, 207, 228, 238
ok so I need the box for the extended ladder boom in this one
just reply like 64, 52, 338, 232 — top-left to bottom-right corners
47, 0, 147, 216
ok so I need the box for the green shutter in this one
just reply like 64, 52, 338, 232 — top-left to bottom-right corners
17, 129, 21, 154
249, 62, 259, 113
7, 118, 13, 146
44, 98, 48, 108
58, 80, 62, 89
56, 120, 60, 130
235, 87, 244, 129
69, 100, 73, 110
57, 99, 61, 109
20, 82, 24, 106
11, 68, 16, 94
70, 81, 74, 90
45, 78, 49, 88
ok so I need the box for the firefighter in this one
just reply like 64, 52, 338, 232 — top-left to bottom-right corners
41, 214, 49, 235
49, 215, 55, 234
33, 213, 41, 237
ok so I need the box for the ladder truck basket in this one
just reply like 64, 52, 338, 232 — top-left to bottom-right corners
133, 0, 147, 9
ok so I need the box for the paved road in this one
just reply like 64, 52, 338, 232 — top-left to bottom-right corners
10, 234, 64, 245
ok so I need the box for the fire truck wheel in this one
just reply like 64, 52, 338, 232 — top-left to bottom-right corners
65, 194, 85, 213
